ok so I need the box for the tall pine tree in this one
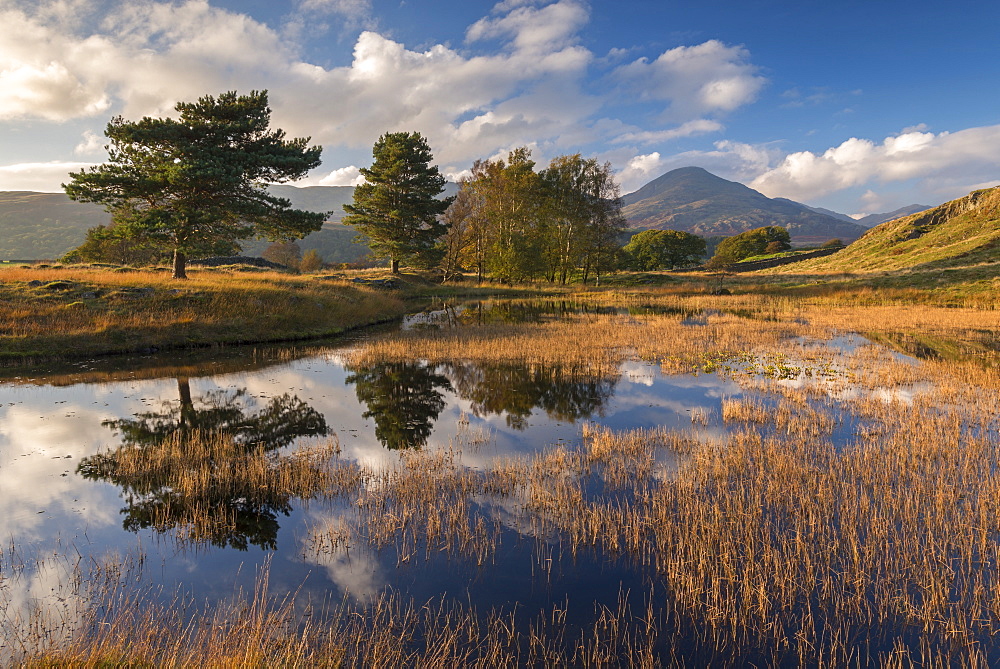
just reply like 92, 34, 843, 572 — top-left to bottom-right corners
343, 132, 451, 274
63, 91, 324, 279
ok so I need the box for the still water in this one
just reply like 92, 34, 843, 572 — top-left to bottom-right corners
1, 301, 885, 662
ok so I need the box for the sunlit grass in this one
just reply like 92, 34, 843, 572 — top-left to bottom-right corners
0, 265, 410, 363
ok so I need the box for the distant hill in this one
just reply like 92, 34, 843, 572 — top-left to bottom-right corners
0, 191, 109, 260
0, 187, 372, 263
781, 186, 1000, 273
854, 204, 932, 228
0, 183, 461, 262
622, 167, 867, 244
776, 200, 855, 222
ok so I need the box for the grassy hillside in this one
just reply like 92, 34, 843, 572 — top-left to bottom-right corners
0, 191, 109, 259
777, 186, 1000, 274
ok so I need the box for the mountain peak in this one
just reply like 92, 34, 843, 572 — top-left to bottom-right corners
621, 166, 867, 242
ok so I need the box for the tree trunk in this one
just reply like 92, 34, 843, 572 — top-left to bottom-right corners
391, 258, 400, 274
172, 249, 188, 279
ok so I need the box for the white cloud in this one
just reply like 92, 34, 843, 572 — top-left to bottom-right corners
0, 0, 292, 122
0, 0, 773, 192
613, 139, 783, 194
0, 8, 112, 121
616, 152, 665, 193
466, 0, 589, 54
612, 119, 724, 145
73, 130, 104, 156
318, 165, 364, 186
0, 161, 95, 191
751, 125, 1000, 202
612, 40, 766, 120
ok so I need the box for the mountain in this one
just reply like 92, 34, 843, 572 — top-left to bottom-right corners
268, 184, 356, 221
776, 200, 855, 222
783, 186, 1000, 273
621, 167, 867, 243
854, 204, 932, 228
0, 191, 109, 260
0, 186, 356, 262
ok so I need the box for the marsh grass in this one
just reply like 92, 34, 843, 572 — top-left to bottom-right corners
329, 297, 1000, 663
10, 293, 1000, 665
77, 431, 347, 550
7, 548, 666, 667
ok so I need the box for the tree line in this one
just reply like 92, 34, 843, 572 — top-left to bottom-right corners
62, 89, 818, 280
345, 137, 627, 284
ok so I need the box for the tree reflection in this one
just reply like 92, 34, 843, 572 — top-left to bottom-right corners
442, 362, 616, 429
455, 300, 619, 326
78, 377, 329, 551
345, 361, 452, 450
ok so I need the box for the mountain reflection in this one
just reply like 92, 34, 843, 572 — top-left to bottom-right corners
345, 361, 452, 450
78, 377, 329, 551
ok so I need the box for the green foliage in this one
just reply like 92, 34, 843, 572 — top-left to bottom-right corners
64, 209, 240, 266
448, 148, 626, 284
821, 238, 845, 248
438, 181, 479, 281
62, 223, 166, 266
342, 132, 451, 274
538, 155, 626, 284
63, 90, 324, 278
713, 226, 790, 263
623, 229, 706, 270
468, 147, 545, 283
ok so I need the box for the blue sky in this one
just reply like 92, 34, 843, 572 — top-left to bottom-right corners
1, 0, 998, 216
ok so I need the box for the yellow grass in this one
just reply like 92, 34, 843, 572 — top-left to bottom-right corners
0, 265, 409, 362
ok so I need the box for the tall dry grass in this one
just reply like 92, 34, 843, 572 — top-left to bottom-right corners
9, 293, 1000, 665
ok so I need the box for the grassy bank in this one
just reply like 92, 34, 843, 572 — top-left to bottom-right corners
2, 259, 998, 368
0, 264, 580, 365
0, 265, 407, 363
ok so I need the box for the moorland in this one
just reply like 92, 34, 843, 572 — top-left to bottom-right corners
3, 183, 1000, 667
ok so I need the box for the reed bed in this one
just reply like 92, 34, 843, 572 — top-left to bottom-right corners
6, 548, 665, 667
297, 391, 1000, 663
322, 298, 1000, 663
10, 294, 1000, 665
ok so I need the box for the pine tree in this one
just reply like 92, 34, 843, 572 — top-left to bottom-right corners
63, 91, 325, 279
342, 132, 451, 274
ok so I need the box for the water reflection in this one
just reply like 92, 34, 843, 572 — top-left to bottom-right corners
77, 378, 329, 550
404, 299, 696, 331
102, 377, 329, 447
344, 361, 452, 450
343, 359, 619, 445
442, 361, 617, 429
